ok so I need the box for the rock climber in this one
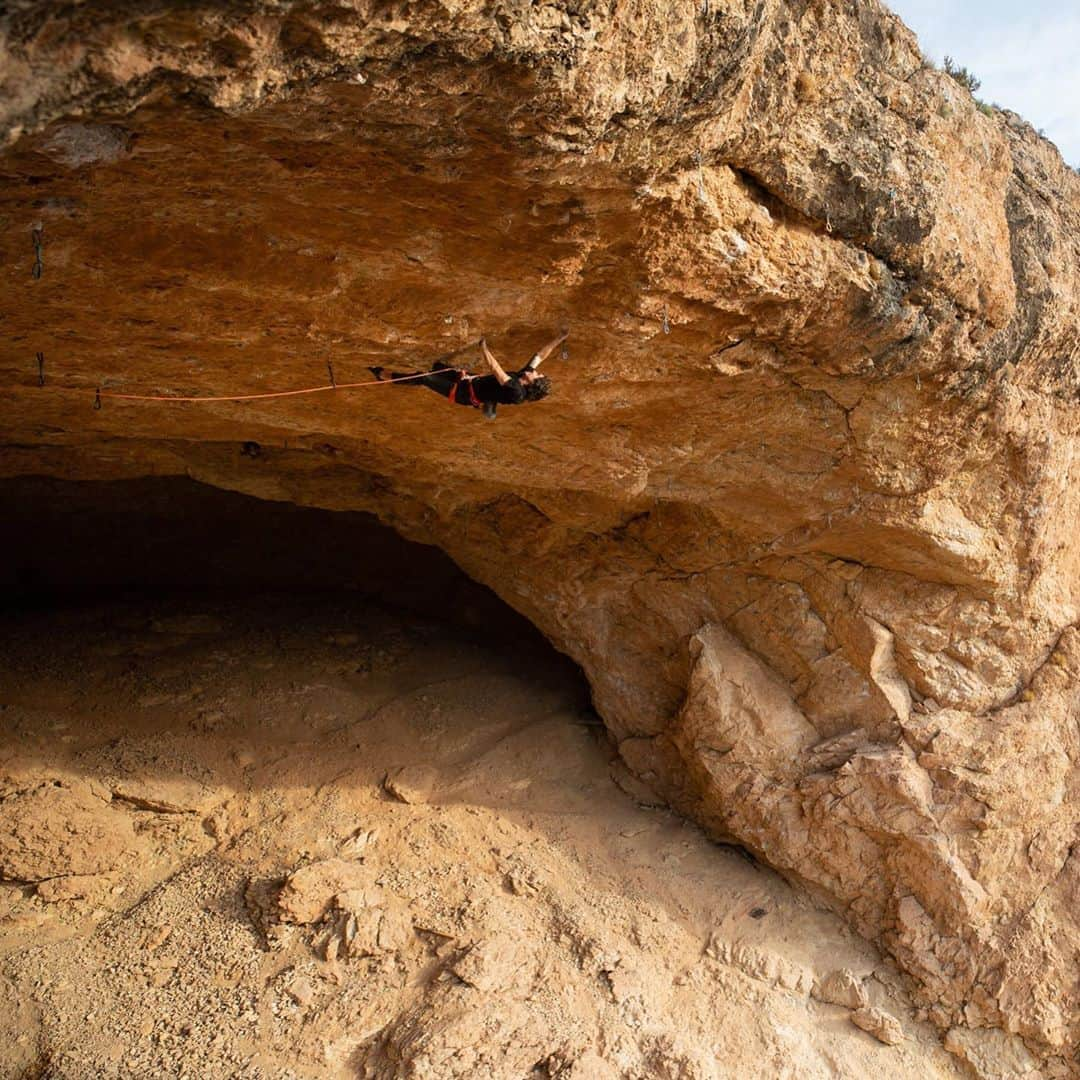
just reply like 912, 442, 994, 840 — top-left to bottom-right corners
369, 329, 567, 419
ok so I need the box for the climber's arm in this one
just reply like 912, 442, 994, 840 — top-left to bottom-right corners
524, 327, 569, 371
480, 338, 512, 385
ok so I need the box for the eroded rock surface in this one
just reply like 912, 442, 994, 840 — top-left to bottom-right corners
0, 774, 136, 883
0, 595, 964, 1079
2, 1, 1079, 1072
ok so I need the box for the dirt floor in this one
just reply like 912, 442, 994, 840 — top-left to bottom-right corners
0, 592, 965, 1079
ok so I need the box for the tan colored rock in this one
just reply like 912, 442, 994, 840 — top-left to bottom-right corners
451, 934, 533, 995
287, 976, 316, 1007
2, 0, 1080, 1068
943, 1026, 1040, 1080
144, 925, 173, 951
335, 886, 386, 917
0, 776, 135, 882
375, 902, 413, 953
0, 595, 980, 1080
554, 1051, 620, 1080
813, 970, 869, 1011
851, 1007, 905, 1047
276, 858, 370, 925
109, 776, 216, 815
707, 938, 814, 996
333, 886, 413, 958
609, 760, 666, 808
338, 904, 382, 958
383, 765, 441, 805
36, 874, 109, 903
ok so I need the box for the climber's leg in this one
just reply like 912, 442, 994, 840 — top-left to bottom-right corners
374, 367, 457, 398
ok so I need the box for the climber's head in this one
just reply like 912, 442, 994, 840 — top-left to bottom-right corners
519, 373, 551, 401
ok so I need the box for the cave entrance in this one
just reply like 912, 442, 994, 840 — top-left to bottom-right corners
0, 471, 593, 744
0, 474, 559, 648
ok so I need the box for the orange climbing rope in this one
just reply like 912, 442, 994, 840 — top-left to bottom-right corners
96, 369, 433, 404
77, 340, 483, 408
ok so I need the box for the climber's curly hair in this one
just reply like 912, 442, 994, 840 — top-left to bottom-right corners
522, 375, 551, 402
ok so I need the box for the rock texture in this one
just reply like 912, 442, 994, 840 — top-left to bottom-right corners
2, 1, 1079, 1073
0, 593, 965, 1078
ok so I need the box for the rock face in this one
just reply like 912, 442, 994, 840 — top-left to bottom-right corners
2, 1, 1079, 1072
0, 595, 966, 1078
0, 774, 136, 883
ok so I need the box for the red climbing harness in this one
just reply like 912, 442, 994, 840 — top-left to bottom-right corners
446, 370, 482, 408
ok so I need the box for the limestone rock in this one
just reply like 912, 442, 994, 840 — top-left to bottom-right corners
706, 937, 814, 996
2, 0, 1080, 1068
287, 976, 316, 1008
383, 765, 440, 805
852, 1007, 905, 1047
813, 970, 869, 1011
609, 760, 666, 808
36, 874, 109, 903
451, 934, 533, 995
108, 776, 216, 815
0, 776, 135, 882
331, 888, 403, 958
943, 1026, 1040, 1079
276, 858, 370, 925
550, 1051, 620, 1080
278, 873, 416, 960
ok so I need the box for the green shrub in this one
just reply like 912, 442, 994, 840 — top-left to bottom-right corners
943, 55, 981, 94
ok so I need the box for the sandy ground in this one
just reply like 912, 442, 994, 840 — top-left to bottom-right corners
0, 593, 964, 1079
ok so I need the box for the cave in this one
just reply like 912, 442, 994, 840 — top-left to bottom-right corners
0, 474, 930, 1078
0, 471, 591, 729
0, 474, 560, 644
2, 1, 1080, 1076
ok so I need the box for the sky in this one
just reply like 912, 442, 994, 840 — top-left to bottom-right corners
886, 0, 1080, 165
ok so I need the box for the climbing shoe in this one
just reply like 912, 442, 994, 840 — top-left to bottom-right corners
368, 366, 385, 382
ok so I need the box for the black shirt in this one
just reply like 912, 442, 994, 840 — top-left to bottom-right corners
460, 373, 526, 406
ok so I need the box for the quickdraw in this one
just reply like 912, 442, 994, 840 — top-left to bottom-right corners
31, 225, 44, 280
